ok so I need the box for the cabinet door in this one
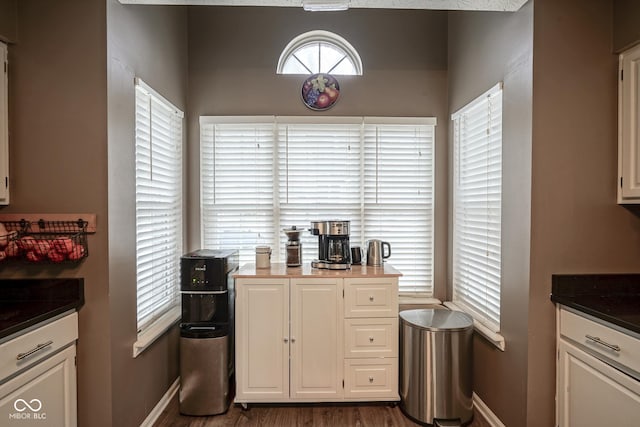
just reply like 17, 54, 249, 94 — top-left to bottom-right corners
0, 41, 8, 205
557, 340, 640, 427
235, 279, 289, 401
0, 345, 76, 427
619, 43, 640, 202
290, 278, 343, 399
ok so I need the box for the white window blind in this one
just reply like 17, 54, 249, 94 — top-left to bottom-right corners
135, 79, 184, 336
451, 83, 503, 332
200, 116, 435, 295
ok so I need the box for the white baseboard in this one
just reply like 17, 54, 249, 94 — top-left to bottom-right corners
140, 377, 179, 427
473, 392, 506, 427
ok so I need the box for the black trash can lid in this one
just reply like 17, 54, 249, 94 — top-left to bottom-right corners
399, 308, 473, 332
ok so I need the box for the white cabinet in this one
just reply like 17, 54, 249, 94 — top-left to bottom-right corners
343, 278, 398, 400
290, 278, 343, 399
235, 273, 399, 404
556, 307, 640, 427
235, 279, 289, 401
618, 43, 640, 203
235, 277, 343, 403
0, 41, 8, 205
0, 345, 76, 426
0, 313, 78, 426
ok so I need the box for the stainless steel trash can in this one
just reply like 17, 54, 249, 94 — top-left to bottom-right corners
179, 325, 231, 416
399, 309, 474, 426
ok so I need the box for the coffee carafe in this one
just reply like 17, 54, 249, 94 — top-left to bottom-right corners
283, 226, 303, 267
309, 220, 351, 270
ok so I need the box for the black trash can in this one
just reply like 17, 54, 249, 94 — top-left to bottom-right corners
399, 309, 474, 426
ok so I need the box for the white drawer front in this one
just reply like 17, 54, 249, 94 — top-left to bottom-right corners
0, 313, 78, 382
560, 308, 640, 376
344, 278, 398, 318
344, 358, 398, 399
344, 318, 398, 358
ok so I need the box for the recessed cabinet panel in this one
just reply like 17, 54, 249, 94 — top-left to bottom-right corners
344, 317, 398, 358
0, 345, 76, 427
557, 340, 640, 427
618, 43, 640, 203
290, 278, 343, 399
235, 279, 289, 401
344, 278, 398, 318
344, 358, 397, 399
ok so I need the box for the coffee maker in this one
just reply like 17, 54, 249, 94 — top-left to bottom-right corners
309, 220, 351, 270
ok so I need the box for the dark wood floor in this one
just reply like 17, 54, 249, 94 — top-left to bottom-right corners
153, 397, 492, 427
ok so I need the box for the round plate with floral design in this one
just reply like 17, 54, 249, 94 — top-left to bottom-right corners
301, 73, 340, 111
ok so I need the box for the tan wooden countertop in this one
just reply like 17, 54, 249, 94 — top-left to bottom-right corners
234, 262, 402, 279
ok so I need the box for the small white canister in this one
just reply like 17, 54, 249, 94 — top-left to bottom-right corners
255, 246, 272, 269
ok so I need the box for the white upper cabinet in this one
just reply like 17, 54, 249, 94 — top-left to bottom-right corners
618, 43, 640, 203
0, 41, 8, 205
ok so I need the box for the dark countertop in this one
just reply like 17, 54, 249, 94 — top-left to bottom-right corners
0, 278, 84, 340
551, 274, 640, 335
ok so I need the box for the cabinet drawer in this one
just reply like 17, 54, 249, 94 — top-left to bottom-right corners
560, 308, 640, 377
344, 358, 398, 399
0, 313, 78, 382
344, 278, 398, 318
344, 318, 398, 358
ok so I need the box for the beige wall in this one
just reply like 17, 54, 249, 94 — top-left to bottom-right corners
0, 0, 16, 42
0, 0, 112, 425
528, 0, 640, 425
614, 0, 640, 52
448, 3, 533, 426
107, 1, 187, 426
186, 6, 450, 298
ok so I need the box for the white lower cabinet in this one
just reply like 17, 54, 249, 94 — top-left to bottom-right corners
235, 279, 289, 401
0, 345, 76, 427
556, 308, 640, 427
235, 274, 399, 404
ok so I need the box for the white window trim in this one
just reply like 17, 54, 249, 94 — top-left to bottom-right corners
133, 306, 181, 358
276, 29, 363, 75
133, 78, 184, 357
443, 301, 505, 351
450, 82, 504, 351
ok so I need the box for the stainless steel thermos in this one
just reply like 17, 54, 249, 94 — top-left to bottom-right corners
366, 239, 391, 266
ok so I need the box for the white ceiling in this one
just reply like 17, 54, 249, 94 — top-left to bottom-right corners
117, 0, 528, 12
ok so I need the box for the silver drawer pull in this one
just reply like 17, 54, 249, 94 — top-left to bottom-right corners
369, 376, 374, 383
585, 334, 621, 352
16, 340, 54, 361
369, 337, 374, 343
369, 296, 374, 302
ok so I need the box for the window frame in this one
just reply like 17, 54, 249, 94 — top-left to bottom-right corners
276, 30, 363, 75
199, 115, 436, 295
132, 78, 184, 357
450, 82, 505, 350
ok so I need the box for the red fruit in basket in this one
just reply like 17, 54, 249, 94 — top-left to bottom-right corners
18, 236, 37, 250
52, 238, 74, 255
0, 251, 6, 261
33, 240, 51, 257
26, 251, 42, 262
5, 241, 20, 257
68, 243, 85, 261
47, 249, 65, 263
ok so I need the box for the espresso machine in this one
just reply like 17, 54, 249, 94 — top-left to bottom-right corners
309, 220, 351, 269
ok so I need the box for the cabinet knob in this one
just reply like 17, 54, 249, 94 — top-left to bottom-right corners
368, 376, 374, 383
369, 337, 374, 343
291, 337, 296, 343
284, 338, 289, 343
369, 296, 374, 302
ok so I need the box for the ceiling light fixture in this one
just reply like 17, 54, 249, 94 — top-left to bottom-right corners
302, 0, 349, 12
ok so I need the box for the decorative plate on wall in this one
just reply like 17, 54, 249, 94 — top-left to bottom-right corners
301, 73, 340, 111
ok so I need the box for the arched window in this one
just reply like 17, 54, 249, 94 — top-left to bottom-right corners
277, 30, 363, 76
